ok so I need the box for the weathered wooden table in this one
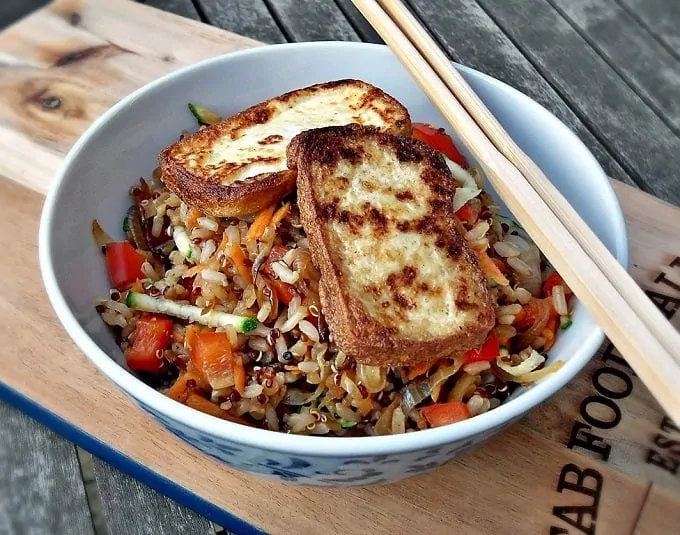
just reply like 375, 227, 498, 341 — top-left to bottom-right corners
1, 0, 679, 533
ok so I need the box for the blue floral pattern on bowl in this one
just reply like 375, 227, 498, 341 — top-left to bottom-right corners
136, 400, 514, 486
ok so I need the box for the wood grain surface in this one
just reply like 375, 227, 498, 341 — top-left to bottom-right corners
0, 402, 95, 535
0, 1, 678, 534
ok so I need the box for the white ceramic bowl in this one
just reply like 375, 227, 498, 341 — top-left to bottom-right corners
39, 42, 628, 486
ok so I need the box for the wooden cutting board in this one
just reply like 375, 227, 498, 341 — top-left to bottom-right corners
1, 1, 678, 533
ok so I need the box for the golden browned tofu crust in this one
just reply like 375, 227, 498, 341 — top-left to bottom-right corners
159, 80, 411, 217
288, 124, 494, 367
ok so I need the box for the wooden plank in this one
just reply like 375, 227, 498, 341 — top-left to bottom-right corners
333, 0, 382, 43
0, 0, 259, 193
470, 0, 680, 206
265, 0, 360, 42
619, 0, 680, 58
140, 0, 201, 21
0, 0, 48, 29
635, 486, 680, 535
405, 0, 637, 192
195, 0, 286, 44
0, 401, 95, 535
92, 456, 216, 535
549, 0, 680, 134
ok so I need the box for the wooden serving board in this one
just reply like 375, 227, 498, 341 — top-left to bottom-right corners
1, 1, 679, 533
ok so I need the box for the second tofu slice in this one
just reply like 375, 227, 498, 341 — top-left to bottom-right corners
160, 80, 411, 217
288, 124, 494, 367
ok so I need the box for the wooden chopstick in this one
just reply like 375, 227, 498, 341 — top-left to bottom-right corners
380, 0, 680, 365
351, 0, 680, 422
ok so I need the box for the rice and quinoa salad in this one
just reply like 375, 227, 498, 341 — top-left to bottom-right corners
94, 115, 570, 436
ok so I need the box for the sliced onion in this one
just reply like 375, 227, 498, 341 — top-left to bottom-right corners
511, 360, 564, 383
375, 396, 401, 436
497, 349, 545, 376
400, 359, 462, 414
506, 234, 542, 295
92, 220, 113, 248
356, 364, 387, 394
446, 157, 481, 211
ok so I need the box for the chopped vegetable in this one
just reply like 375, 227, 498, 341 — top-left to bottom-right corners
184, 393, 246, 424
105, 242, 145, 290
497, 349, 545, 376
514, 298, 551, 331
124, 205, 148, 250
542, 316, 558, 350
412, 122, 468, 168
407, 360, 435, 381
167, 369, 207, 401
455, 202, 480, 225
233, 353, 246, 396
124, 315, 173, 373
92, 219, 114, 248
172, 226, 194, 261
505, 234, 542, 295
421, 402, 470, 428
474, 248, 510, 287
560, 316, 573, 329
185, 207, 202, 230
126, 292, 258, 333
227, 242, 253, 283
463, 332, 500, 364
400, 360, 462, 414
268, 278, 296, 305
542, 271, 573, 298
507, 360, 565, 383
445, 158, 481, 211
190, 331, 235, 390
246, 205, 276, 242
187, 103, 221, 125
270, 202, 291, 227
356, 364, 387, 394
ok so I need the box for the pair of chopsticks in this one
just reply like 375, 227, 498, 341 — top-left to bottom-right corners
352, 0, 680, 423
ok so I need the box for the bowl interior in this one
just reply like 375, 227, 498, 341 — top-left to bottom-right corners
41, 43, 627, 453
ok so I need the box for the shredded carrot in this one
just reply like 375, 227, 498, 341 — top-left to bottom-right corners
407, 360, 435, 381
130, 279, 144, 293
543, 316, 558, 350
217, 229, 229, 253
184, 324, 200, 351
228, 242, 253, 283
431, 361, 449, 402
167, 370, 204, 402
186, 207, 202, 230
474, 249, 510, 286
270, 202, 291, 227
233, 353, 246, 396
185, 393, 228, 418
246, 205, 276, 242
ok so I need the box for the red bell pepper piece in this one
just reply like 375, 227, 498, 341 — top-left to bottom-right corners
421, 402, 471, 427
542, 271, 573, 298
125, 315, 173, 373
190, 331, 235, 390
455, 201, 479, 225
105, 242, 145, 290
412, 122, 468, 168
463, 332, 500, 364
